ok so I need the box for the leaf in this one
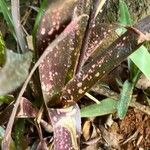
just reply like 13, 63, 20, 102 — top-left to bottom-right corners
0, 95, 14, 104
0, 32, 6, 66
116, 0, 133, 35
14, 119, 27, 150
81, 98, 117, 118
78, 23, 118, 69
129, 45, 150, 80
32, 0, 47, 41
117, 80, 134, 119
0, 0, 16, 40
118, 0, 133, 25
62, 16, 150, 103
38, 14, 89, 106
94, 0, 107, 19
49, 103, 81, 150
17, 97, 38, 118
36, 0, 78, 55
0, 50, 32, 95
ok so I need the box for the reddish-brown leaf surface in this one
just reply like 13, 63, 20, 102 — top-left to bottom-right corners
62, 16, 150, 103
49, 103, 81, 150
36, 0, 78, 55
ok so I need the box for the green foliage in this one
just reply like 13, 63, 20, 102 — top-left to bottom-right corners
0, 0, 16, 41
118, 0, 133, 25
14, 119, 27, 150
129, 46, 150, 80
81, 98, 117, 118
0, 95, 13, 103
118, 0, 150, 80
32, 0, 47, 41
0, 32, 5, 66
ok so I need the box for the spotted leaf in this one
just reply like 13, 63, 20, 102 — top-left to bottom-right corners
36, 0, 78, 55
78, 24, 119, 70
76, 1, 117, 71
39, 14, 89, 106
49, 103, 81, 150
62, 16, 150, 103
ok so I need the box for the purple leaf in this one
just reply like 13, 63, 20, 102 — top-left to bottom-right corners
38, 15, 89, 105
61, 16, 150, 103
49, 103, 81, 150
17, 97, 38, 118
36, 0, 78, 55
77, 24, 118, 70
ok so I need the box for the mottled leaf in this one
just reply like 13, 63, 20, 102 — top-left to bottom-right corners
62, 16, 150, 103
38, 14, 89, 106
0, 50, 32, 95
81, 98, 117, 117
76, 0, 111, 71
78, 24, 118, 68
49, 103, 81, 150
117, 80, 134, 119
17, 97, 38, 118
36, 0, 78, 55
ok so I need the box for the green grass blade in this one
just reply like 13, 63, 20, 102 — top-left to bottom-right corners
117, 80, 134, 119
0, 0, 17, 40
32, 0, 47, 41
129, 46, 150, 80
0, 32, 6, 66
118, 0, 133, 25
81, 98, 118, 118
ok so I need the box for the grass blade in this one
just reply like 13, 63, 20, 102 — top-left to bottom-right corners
81, 98, 117, 117
129, 45, 150, 80
117, 80, 134, 119
0, 0, 17, 41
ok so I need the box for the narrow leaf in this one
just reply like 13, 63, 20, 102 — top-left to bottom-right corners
0, 50, 32, 95
0, 0, 16, 40
116, 0, 133, 35
62, 16, 150, 103
38, 15, 89, 106
118, 0, 132, 25
36, 0, 78, 55
14, 119, 27, 150
81, 98, 117, 118
32, 0, 47, 40
0, 32, 6, 66
117, 80, 134, 119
